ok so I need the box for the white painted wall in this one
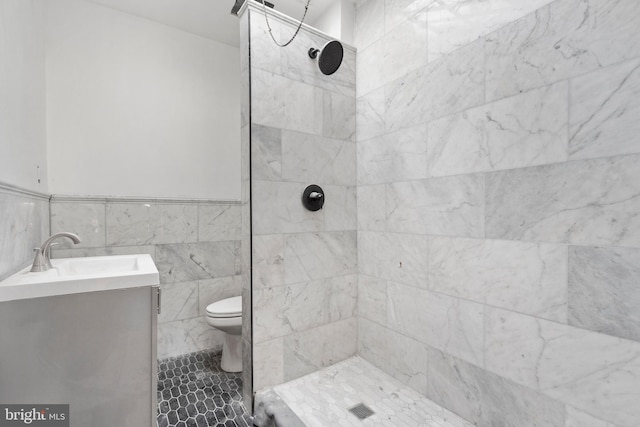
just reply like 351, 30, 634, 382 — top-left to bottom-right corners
45, 0, 241, 200
311, 0, 355, 45
0, 0, 47, 192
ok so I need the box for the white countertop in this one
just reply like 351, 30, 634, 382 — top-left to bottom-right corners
0, 254, 159, 303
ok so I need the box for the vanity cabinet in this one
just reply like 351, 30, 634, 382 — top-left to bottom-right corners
0, 285, 159, 426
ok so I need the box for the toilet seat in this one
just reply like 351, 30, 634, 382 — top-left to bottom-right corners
206, 296, 242, 318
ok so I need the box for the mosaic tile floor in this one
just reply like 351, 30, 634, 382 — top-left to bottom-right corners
269, 357, 474, 427
156, 350, 253, 427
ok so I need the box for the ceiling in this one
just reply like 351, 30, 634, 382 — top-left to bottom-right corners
85, 0, 339, 47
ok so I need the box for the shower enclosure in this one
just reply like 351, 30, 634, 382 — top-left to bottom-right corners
240, 0, 640, 426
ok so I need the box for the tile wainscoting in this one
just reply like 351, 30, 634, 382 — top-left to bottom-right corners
49, 196, 243, 359
0, 183, 50, 282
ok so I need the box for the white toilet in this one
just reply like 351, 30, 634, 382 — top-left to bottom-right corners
205, 296, 242, 373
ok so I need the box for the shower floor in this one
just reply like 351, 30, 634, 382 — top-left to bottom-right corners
269, 357, 474, 427
156, 349, 253, 427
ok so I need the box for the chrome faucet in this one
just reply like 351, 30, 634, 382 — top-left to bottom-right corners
30, 232, 82, 272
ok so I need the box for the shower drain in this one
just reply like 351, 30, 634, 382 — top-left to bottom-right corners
348, 403, 375, 420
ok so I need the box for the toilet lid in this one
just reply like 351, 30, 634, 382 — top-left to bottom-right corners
206, 296, 242, 318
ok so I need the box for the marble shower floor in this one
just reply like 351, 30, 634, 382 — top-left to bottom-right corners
269, 357, 474, 427
156, 350, 253, 427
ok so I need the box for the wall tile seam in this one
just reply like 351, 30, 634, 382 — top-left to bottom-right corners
251, 122, 357, 142
252, 229, 358, 237
253, 275, 359, 291
250, 64, 356, 97
251, 180, 357, 188
253, 315, 358, 345
252, 230, 357, 237
480, 151, 640, 178
251, 121, 351, 139
51, 198, 241, 206
359, 228, 640, 251
371, 280, 577, 329
158, 314, 206, 325
483, 52, 640, 104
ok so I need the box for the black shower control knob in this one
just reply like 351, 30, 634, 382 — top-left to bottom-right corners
302, 185, 325, 211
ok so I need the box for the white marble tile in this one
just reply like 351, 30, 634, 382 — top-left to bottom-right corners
241, 70, 250, 128
429, 237, 568, 322
252, 234, 285, 289
387, 283, 484, 366
428, 82, 569, 177
157, 316, 224, 359
106, 203, 197, 246
385, 0, 434, 32
284, 231, 357, 284
51, 244, 155, 260
251, 124, 282, 181
356, 39, 386, 97
427, 347, 565, 427
565, 406, 621, 427
155, 241, 240, 283
358, 318, 427, 395
0, 192, 48, 281
485, 307, 640, 426
358, 231, 428, 287
253, 275, 357, 342
198, 204, 241, 242
283, 318, 357, 381
357, 185, 386, 232
253, 337, 284, 392
356, 88, 386, 141
385, 39, 484, 132
381, 10, 427, 86
248, 9, 283, 75
323, 185, 357, 231
251, 68, 323, 135
386, 175, 484, 237
323, 90, 356, 141
569, 246, 640, 342
281, 130, 355, 185
485, 155, 640, 247
485, 0, 640, 102
569, 58, 640, 160
241, 124, 251, 185
198, 275, 242, 316
158, 281, 199, 324
50, 202, 105, 248
270, 356, 474, 427
357, 124, 428, 185
252, 181, 325, 235
427, 0, 554, 62
354, 0, 384, 49
358, 274, 387, 325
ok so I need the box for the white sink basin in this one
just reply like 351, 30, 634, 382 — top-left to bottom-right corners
0, 254, 159, 303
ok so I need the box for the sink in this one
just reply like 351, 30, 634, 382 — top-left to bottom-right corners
0, 254, 159, 302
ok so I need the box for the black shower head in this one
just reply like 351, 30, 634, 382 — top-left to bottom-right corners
231, 0, 274, 16
308, 40, 344, 75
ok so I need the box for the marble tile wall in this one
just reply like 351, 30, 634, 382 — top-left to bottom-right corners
243, 3, 357, 392
49, 197, 243, 359
0, 184, 50, 282
355, 0, 640, 426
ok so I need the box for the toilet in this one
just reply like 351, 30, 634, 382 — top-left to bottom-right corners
205, 296, 242, 373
